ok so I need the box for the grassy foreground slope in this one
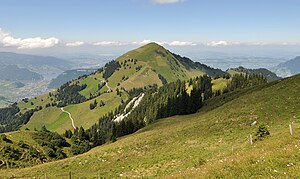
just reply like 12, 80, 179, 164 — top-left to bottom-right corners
2, 74, 299, 178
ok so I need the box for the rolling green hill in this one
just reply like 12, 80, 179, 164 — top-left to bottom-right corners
1, 73, 299, 178
18, 43, 226, 134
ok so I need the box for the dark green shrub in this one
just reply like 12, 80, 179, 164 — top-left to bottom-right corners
254, 124, 270, 141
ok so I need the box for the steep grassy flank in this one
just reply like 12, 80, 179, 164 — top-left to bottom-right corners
21, 107, 69, 133
78, 72, 105, 98
22, 91, 128, 134
2, 74, 299, 178
115, 43, 204, 84
119, 67, 163, 90
17, 93, 55, 113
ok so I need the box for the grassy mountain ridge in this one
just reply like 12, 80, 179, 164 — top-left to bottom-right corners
18, 43, 226, 133
228, 66, 281, 82
1, 73, 299, 178
172, 53, 226, 77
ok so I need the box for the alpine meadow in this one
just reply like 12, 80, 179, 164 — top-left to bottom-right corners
0, 0, 300, 178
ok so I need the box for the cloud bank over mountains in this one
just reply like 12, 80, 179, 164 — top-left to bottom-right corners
66, 41, 84, 47
0, 29, 59, 49
0, 28, 298, 50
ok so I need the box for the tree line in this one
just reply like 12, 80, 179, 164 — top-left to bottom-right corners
56, 83, 87, 107
214, 73, 267, 96
0, 103, 37, 133
102, 60, 121, 80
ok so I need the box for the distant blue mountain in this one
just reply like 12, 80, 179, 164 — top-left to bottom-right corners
48, 68, 97, 88
0, 52, 73, 79
272, 56, 300, 77
0, 65, 43, 81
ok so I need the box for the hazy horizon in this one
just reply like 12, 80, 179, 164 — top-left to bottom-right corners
1, 0, 300, 62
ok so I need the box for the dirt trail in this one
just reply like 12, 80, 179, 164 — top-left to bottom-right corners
61, 107, 76, 130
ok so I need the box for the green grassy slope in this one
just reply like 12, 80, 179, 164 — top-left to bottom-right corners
18, 93, 54, 113
19, 43, 214, 134
22, 91, 128, 133
2, 74, 299, 178
115, 43, 205, 85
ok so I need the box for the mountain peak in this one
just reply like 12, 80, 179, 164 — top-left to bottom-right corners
141, 42, 162, 48
137, 42, 165, 53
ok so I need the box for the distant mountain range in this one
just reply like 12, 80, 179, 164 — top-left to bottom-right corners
0, 52, 73, 79
0, 65, 43, 81
272, 56, 300, 77
48, 68, 98, 89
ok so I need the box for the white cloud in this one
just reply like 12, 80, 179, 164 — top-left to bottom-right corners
93, 41, 128, 46
66, 41, 84, 47
135, 39, 153, 45
152, 0, 185, 4
0, 29, 59, 49
133, 40, 166, 46
168, 41, 197, 46
206, 41, 229, 47
133, 40, 196, 46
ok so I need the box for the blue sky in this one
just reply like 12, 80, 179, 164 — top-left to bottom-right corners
0, 0, 300, 54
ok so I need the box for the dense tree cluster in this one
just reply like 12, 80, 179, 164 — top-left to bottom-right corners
56, 83, 87, 107
123, 75, 212, 126
222, 74, 267, 94
254, 124, 270, 141
0, 104, 37, 133
32, 126, 69, 159
102, 60, 121, 80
